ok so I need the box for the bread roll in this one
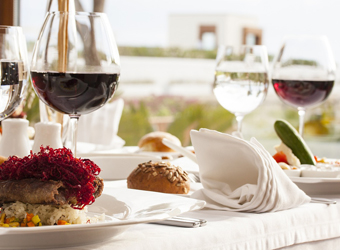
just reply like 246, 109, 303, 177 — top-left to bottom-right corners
0, 156, 8, 165
138, 131, 181, 152
127, 161, 190, 194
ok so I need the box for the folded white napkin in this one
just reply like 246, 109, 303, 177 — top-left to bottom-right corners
77, 98, 125, 147
190, 128, 310, 212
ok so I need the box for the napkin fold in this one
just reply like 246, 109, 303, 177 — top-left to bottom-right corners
190, 128, 310, 212
77, 98, 125, 148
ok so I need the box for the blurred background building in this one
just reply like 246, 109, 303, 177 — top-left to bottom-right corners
169, 14, 262, 50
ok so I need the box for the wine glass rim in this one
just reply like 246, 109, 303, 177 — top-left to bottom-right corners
48, 11, 107, 17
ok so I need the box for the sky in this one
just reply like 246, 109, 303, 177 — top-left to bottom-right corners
20, 0, 340, 63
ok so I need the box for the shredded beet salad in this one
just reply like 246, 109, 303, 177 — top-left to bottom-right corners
0, 146, 101, 209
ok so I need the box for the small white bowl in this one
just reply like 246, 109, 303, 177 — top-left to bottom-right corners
300, 163, 340, 178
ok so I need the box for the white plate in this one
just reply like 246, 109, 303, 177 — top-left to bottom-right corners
301, 169, 340, 178
290, 177, 340, 184
82, 154, 161, 180
284, 169, 301, 177
76, 138, 125, 154
0, 187, 205, 249
290, 176, 340, 195
136, 151, 182, 160
136, 146, 195, 160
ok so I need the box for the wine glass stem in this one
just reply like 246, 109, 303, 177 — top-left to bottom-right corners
236, 115, 244, 133
298, 108, 306, 136
69, 114, 80, 157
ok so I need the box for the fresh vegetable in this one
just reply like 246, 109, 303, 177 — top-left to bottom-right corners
274, 119, 316, 165
0, 212, 58, 227
26, 213, 33, 222
0, 213, 5, 224
273, 151, 289, 164
57, 220, 70, 225
9, 222, 19, 227
31, 215, 40, 225
27, 222, 35, 227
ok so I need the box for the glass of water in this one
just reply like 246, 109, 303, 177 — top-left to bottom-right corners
213, 45, 269, 134
0, 25, 29, 120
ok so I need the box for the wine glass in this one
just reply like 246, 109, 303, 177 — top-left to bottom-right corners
213, 45, 269, 134
272, 36, 336, 136
0, 25, 29, 120
31, 11, 120, 155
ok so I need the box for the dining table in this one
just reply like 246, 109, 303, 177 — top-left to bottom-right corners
45, 179, 340, 250
5, 141, 340, 250
39, 141, 338, 250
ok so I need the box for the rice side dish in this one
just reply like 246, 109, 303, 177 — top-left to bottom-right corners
1, 201, 106, 225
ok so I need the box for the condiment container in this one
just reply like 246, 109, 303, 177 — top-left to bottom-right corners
32, 122, 63, 153
0, 118, 30, 157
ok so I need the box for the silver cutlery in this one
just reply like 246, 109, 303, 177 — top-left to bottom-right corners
310, 197, 337, 205
151, 216, 207, 228
188, 173, 201, 183
162, 138, 198, 164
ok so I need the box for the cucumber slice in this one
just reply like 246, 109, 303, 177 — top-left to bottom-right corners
274, 119, 316, 165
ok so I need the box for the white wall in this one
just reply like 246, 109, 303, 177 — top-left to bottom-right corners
168, 14, 259, 49
224, 15, 259, 48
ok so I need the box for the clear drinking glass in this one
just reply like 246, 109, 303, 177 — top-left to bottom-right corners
0, 25, 29, 120
31, 11, 120, 155
213, 45, 269, 134
272, 36, 336, 136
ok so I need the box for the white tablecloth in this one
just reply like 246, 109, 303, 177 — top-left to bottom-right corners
55, 181, 340, 250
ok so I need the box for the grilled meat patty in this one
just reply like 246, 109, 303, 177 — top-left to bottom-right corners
0, 177, 104, 205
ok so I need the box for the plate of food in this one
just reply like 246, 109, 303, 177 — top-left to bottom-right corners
0, 147, 205, 249
271, 120, 340, 194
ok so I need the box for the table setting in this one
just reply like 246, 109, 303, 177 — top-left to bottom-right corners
2, 0, 340, 249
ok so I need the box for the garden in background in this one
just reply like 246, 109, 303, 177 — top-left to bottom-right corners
22, 46, 340, 147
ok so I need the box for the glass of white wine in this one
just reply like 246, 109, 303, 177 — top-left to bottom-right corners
213, 45, 269, 134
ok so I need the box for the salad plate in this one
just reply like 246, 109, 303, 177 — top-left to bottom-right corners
290, 176, 340, 195
0, 187, 206, 249
290, 176, 340, 184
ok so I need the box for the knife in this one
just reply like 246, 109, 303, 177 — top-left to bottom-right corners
151, 216, 207, 228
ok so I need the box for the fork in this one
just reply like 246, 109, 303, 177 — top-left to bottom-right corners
310, 197, 337, 205
162, 138, 198, 164
188, 173, 201, 183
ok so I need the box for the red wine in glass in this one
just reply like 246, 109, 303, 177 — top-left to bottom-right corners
31, 71, 119, 115
272, 79, 334, 109
271, 36, 336, 136
31, 11, 121, 155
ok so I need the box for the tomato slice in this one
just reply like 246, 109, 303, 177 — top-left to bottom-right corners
273, 151, 289, 164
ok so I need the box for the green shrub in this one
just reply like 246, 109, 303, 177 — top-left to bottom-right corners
168, 103, 234, 146
117, 101, 153, 145
118, 97, 234, 146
